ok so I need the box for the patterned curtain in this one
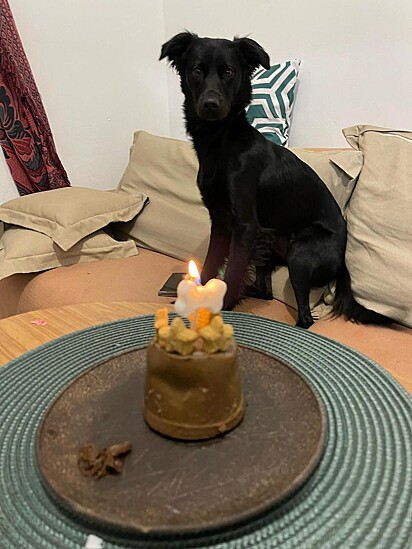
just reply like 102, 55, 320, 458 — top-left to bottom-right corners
0, 0, 69, 195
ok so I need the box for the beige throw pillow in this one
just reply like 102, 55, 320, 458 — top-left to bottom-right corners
116, 131, 210, 262
0, 187, 147, 251
343, 125, 412, 327
0, 225, 138, 280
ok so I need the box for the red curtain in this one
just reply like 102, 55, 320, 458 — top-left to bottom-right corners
0, 0, 69, 194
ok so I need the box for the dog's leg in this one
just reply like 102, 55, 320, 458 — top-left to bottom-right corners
201, 222, 230, 284
287, 241, 314, 329
223, 242, 250, 309
223, 224, 257, 310
288, 267, 313, 329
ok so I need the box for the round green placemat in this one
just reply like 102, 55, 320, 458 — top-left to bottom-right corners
0, 312, 411, 548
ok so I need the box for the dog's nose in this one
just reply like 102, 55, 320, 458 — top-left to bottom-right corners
198, 91, 226, 120
202, 97, 220, 112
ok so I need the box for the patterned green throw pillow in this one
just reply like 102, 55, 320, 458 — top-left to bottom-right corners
246, 60, 301, 147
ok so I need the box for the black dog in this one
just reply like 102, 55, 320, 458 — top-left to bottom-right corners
160, 32, 389, 328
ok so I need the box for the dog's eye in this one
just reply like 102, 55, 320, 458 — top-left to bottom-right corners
192, 66, 202, 78
224, 67, 234, 78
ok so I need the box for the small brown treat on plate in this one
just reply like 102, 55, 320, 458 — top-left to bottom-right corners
78, 441, 132, 479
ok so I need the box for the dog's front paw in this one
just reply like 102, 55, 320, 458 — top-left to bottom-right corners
295, 316, 314, 329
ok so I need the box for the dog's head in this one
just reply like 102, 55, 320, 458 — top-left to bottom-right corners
160, 32, 270, 121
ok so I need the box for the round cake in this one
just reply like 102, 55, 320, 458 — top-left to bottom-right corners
143, 310, 244, 440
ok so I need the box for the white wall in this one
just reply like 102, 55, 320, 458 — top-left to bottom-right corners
2, 0, 169, 196
163, 0, 412, 146
1, 0, 411, 200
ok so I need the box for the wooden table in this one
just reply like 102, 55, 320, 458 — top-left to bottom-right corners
0, 302, 171, 367
0, 302, 410, 395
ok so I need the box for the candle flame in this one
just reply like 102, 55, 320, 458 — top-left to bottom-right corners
188, 260, 200, 280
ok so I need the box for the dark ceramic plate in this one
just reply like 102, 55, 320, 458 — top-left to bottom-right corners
36, 346, 326, 537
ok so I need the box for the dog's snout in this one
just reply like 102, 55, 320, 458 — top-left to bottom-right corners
197, 91, 228, 120
202, 97, 220, 112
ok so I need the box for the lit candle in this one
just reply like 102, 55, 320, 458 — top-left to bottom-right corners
187, 259, 201, 284
175, 260, 227, 319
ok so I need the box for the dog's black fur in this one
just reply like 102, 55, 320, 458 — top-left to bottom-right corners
160, 32, 390, 328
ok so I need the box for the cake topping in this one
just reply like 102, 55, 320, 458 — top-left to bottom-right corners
154, 307, 234, 356
154, 307, 169, 331
169, 317, 199, 355
199, 315, 234, 353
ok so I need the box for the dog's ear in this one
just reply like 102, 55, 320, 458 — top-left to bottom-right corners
159, 31, 197, 72
233, 37, 270, 73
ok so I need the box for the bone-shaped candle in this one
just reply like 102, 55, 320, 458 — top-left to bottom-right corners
175, 261, 227, 318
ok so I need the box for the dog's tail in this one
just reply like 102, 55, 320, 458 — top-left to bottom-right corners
333, 262, 392, 324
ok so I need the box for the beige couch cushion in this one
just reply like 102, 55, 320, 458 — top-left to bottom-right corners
116, 130, 363, 314
116, 131, 210, 262
0, 187, 147, 251
290, 148, 363, 212
344, 125, 412, 327
0, 225, 137, 281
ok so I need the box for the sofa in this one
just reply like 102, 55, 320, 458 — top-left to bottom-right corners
0, 126, 410, 391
